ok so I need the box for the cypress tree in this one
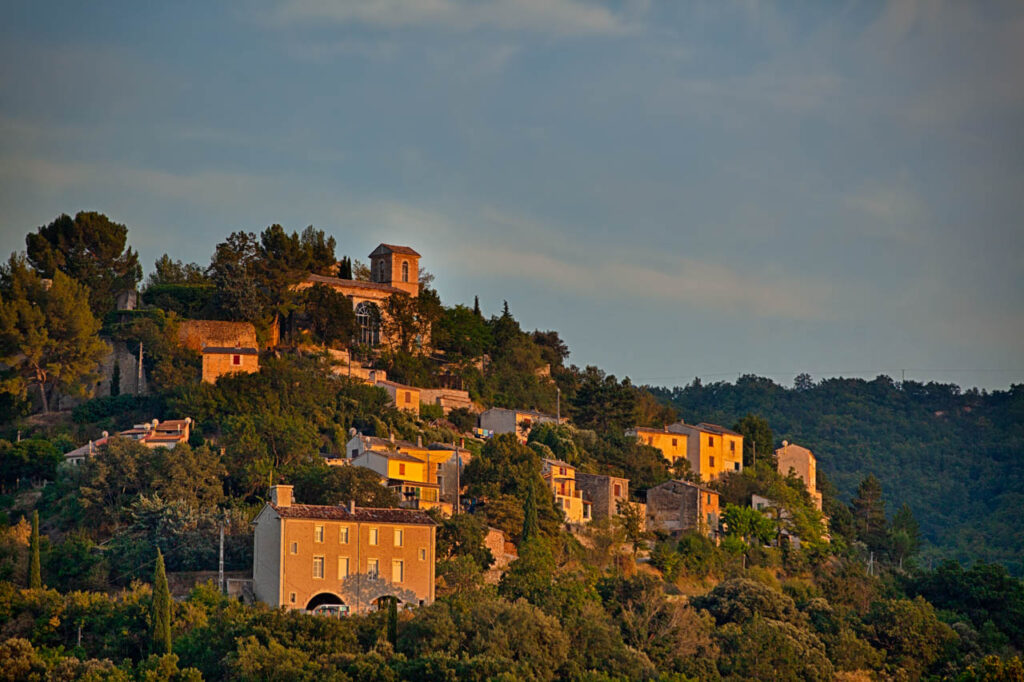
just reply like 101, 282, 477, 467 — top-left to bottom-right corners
522, 482, 539, 543
110, 360, 121, 396
386, 596, 398, 646
473, 295, 481, 317
28, 510, 41, 589
152, 549, 172, 654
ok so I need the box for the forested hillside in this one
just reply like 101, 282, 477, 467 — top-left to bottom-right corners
652, 376, 1024, 574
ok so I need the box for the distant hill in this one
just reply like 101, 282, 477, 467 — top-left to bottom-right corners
651, 376, 1024, 575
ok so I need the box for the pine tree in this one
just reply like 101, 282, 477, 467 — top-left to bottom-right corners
28, 510, 41, 589
152, 549, 172, 655
851, 474, 888, 553
521, 482, 539, 542
473, 295, 481, 317
386, 596, 398, 646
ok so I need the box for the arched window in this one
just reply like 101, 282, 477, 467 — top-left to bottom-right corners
401, 261, 409, 282
355, 301, 380, 346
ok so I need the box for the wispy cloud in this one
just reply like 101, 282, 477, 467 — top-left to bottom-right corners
267, 0, 635, 36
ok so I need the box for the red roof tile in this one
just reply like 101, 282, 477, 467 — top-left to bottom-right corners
272, 504, 436, 525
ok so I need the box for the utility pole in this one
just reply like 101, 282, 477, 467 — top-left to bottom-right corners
137, 342, 143, 394
218, 519, 225, 594
455, 449, 461, 515
556, 387, 561, 423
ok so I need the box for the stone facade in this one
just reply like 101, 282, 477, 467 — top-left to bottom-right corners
177, 320, 258, 353
252, 486, 437, 613
775, 441, 823, 511
575, 472, 631, 522
645, 479, 720, 537
202, 347, 259, 383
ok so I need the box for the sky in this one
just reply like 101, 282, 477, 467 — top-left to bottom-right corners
1, 0, 1022, 391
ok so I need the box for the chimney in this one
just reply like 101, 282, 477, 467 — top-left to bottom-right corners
782, 440, 789, 447
417, 435, 423, 447
389, 431, 395, 444
270, 485, 293, 508
460, 437, 465, 449
347, 500, 356, 514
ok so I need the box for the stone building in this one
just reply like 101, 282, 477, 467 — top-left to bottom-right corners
375, 379, 420, 415
541, 458, 591, 524
252, 485, 437, 613
645, 479, 720, 537
626, 426, 689, 471
575, 472, 633, 522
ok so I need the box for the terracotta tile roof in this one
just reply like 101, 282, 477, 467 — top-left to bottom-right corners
543, 458, 574, 470
696, 422, 742, 436
272, 504, 436, 525
376, 379, 418, 390
203, 346, 258, 355
376, 244, 421, 257
304, 273, 406, 295
630, 426, 674, 434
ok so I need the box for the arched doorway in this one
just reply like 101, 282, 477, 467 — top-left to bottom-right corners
306, 592, 345, 610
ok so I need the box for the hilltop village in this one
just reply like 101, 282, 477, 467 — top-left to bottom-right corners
1, 216, 1021, 680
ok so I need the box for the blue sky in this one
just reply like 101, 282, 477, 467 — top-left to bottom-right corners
2, 1, 1022, 390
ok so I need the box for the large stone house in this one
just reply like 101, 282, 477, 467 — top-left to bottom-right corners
575, 472, 641, 526
626, 426, 690, 471
252, 486, 437, 614
479, 407, 563, 442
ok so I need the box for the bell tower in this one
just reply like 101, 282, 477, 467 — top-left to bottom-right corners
369, 244, 420, 297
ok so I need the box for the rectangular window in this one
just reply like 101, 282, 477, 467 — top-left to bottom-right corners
367, 558, 379, 578
398, 463, 406, 476
708, 436, 714, 447
730, 441, 736, 452
672, 438, 677, 446
392, 559, 404, 583
314, 525, 324, 543
707, 493, 712, 504
394, 529, 404, 547
734, 462, 741, 471
232, 354, 241, 365
289, 542, 298, 554
709, 456, 715, 468
289, 592, 296, 604
338, 557, 349, 578
313, 556, 325, 579
419, 548, 427, 561
404, 391, 411, 403
340, 527, 349, 544
351, 448, 359, 458
369, 528, 379, 545
613, 483, 622, 497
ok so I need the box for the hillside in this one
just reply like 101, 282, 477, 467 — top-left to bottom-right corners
652, 375, 1024, 574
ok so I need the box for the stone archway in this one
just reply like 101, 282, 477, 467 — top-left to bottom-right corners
305, 592, 345, 611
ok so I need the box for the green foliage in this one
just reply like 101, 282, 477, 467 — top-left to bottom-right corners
864, 596, 958, 679
733, 413, 774, 467
0, 438, 62, 487
143, 283, 216, 318
905, 561, 1024, 650
0, 259, 109, 413
302, 283, 356, 347
721, 504, 775, 545
109, 311, 201, 393
435, 512, 494, 571
289, 461, 400, 508
146, 254, 209, 288
435, 304, 492, 361
570, 366, 638, 434
43, 530, 109, 592
152, 549, 172, 655
26, 211, 142, 317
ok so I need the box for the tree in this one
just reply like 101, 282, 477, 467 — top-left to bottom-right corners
152, 548, 172, 655
522, 484, 539, 543
302, 284, 355, 347
733, 414, 774, 468
386, 596, 399, 647
337, 256, 352, 280
0, 259, 108, 412
617, 499, 648, 556
28, 511, 41, 589
851, 474, 888, 553
794, 373, 815, 391
26, 211, 142, 316
146, 255, 208, 288
571, 366, 638, 434
435, 305, 492, 361
208, 231, 264, 322
721, 504, 775, 545
889, 503, 920, 567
